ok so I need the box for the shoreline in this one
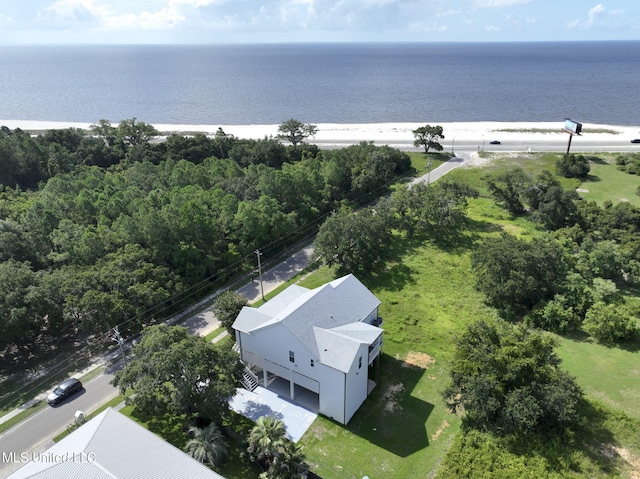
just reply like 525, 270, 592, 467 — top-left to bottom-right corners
1, 120, 639, 144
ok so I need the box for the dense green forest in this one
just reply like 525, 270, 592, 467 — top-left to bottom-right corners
0, 120, 411, 364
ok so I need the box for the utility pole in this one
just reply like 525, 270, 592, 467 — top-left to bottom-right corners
111, 326, 127, 365
255, 249, 265, 301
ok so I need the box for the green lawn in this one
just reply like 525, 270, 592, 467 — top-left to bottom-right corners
577, 155, 640, 206
556, 335, 640, 420
297, 233, 495, 479
456, 150, 640, 208
83, 150, 640, 478
295, 154, 640, 478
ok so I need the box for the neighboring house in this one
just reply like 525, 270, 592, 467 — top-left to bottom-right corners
232, 274, 383, 425
8, 408, 225, 479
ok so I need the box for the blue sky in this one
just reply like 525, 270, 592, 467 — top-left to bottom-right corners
1, 0, 638, 44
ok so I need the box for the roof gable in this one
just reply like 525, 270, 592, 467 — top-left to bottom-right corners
314, 322, 382, 372
9, 408, 224, 479
233, 274, 382, 369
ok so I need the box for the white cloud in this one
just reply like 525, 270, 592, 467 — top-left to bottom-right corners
1, 0, 638, 44
45, 0, 108, 22
42, 0, 222, 31
170, 0, 218, 6
565, 3, 606, 31
565, 19, 580, 30
102, 7, 185, 30
473, 0, 531, 7
588, 3, 605, 24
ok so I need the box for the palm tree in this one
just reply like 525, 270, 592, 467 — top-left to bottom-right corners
266, 440, 310, 479
184, 423, 228, 468
247, 415, 287, 467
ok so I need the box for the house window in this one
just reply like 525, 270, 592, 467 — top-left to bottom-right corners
289, 350, 295, 363
358, 355, 362, 369
310, 359, 315, 367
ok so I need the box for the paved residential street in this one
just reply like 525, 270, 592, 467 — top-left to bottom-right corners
0, 245, 316, 477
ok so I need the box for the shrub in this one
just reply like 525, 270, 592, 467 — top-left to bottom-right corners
556, 154, 591, 178
526, 295, 581, 334
615, 153, 640, 175
583, 301, 639, 343
212, 290, 249, 334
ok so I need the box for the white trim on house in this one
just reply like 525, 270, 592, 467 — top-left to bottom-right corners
233, 274, 383, 424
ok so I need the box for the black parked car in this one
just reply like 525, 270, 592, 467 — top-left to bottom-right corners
46, 378, 83, 405
489, 140, 501, 145
631, 139, 640, 144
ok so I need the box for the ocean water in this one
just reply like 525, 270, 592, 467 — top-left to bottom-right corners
1, 42, 639, 126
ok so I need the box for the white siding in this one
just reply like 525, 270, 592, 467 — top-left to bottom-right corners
344, 343, 370, 423
240, 326, 301, 369
315, 364, 345, 423
233, 274, 383, 425
363, 307, 379, 324
238, 325, 352, 424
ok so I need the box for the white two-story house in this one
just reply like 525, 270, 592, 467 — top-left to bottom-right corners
232, 274, 383, 425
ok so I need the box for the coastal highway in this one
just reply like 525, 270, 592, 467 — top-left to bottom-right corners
315, 137, 640, 154
0, 371, 119, 477
450, 138, 640, 154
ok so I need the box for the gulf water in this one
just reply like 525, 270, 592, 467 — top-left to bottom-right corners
1, 41, 639, 126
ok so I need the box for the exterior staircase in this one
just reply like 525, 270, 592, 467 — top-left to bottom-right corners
240, 367, 259, 392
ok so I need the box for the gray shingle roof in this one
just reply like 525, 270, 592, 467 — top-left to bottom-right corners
8, 408, 225, 479
233, 274, 382, 372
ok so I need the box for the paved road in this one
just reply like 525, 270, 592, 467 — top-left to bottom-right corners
316, 136, 640, 154
0, 369, 120, 476
0, 246, 315, 477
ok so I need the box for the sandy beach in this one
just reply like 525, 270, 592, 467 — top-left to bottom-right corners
1, 120, 639, 147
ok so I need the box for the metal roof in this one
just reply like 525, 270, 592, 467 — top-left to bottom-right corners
8, 408, 225, 479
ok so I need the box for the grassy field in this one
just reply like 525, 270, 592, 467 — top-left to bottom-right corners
299, 233, 496, 478
110, 151, 640, 478
295, 153, 640, 479
577, 154, 640, 206
556, 335, 640, 420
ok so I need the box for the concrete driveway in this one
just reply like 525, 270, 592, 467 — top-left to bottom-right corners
229, 384, 318, 442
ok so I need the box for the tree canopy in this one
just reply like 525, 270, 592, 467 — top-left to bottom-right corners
556, 153, 591, 178
442, 319, 583, 435
212, 290, 249, 334
390, 180, 478, 241
246, 415, 309, 479
412, 124, 445, 153
184, 423, 228, 468
313, 207, 391, 275
112, 325, 242, 421
0, 123, 415, 357
276, 119, 318, 147
471, 233, 568, 318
